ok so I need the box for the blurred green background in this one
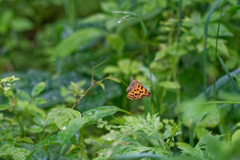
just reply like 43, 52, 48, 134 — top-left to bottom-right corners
1, 0, 240, 159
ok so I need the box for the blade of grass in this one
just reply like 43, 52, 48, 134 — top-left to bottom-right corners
218, 56, 240, 94
190, 113, 208, 147
214, 0, 225, 99
198, 68, 240, 98
203, 0, 222, 98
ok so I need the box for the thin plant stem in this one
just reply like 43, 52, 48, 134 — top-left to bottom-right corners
203, 0, 223, 98
214, 0, 226, 98
71, 77, 111, 109
38, 130, 46, 143
80, 127, 85, 159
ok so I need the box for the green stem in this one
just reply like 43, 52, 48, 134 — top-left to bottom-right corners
38, 130, 46, 143
214, 0, 226, 99
80, 127, 85, 159
13, 106, 24, 137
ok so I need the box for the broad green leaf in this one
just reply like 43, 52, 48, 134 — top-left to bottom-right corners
31, 82, 46, 97
10, 17, 34, 32
21, 143, 46, 160
232, 129, 240, 143
29, 125, 43, 133
0, 144, 31, 159
175, 98, 220, 128
31, 98, 46, 105
81, 13, 111, 24
55, 28, 106, 57
44, 124, 58, 133
4, 89, 14, 97
100, 1, 118, 12
106, 34, 124, 54
21, 137, 34, 144
0, 104, 9, 111
103, 66, 121, 74
83, 106, 123, 125
59, 106, 125, 150
26, 134, 62, 159
33, 113, 47, 128
47, 108, 81, 130
159, 81, 181, 90
19, 90, 31, 101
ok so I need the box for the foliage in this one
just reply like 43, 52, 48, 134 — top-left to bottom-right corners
1, 0, 240, 159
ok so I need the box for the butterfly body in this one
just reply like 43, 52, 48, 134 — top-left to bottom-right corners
126, 80, 151, 101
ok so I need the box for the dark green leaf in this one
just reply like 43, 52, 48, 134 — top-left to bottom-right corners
55, 28, 106, 57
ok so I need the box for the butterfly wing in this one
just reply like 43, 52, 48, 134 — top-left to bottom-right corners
127, 81, 150, 101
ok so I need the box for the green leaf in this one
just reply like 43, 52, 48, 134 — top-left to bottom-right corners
106, 34, 124, 54
47, 108, 81, 130
232, 129, 240, 143
31, 82, 46, 97
83, 106, 123, 125
55, 28, 106, 57
225, 5, 240, 14
21, 137, 34, 144
108, 76, 121, 83
190, 113, 208, 147
4, 89, 14, 97
159, 81, 181, 90
44, 124, 57, 133
177, 142, 203, 158
96, 82, 105, 90
0, 104, 9, 111
232, 74, 240, 87
27, 106, 122, 158
26, 134, 62, 159
218, 56, 240, 94
19, 90, 31, 101
237, 122, 240, 127
33, 113, 47, 128
29, 125, 43, 133
10, 17, 34, 32
103, 66, 121, 74
100, 1, 118, 12
0, 144, 31, 159
31, 98, 46, 105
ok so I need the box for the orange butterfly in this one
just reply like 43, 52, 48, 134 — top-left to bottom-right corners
126, 80, 151, 100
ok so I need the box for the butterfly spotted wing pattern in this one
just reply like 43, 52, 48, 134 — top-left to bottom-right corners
126, 80, 151, 101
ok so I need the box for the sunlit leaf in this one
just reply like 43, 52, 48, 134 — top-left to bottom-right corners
31, 82, 46, 97
0, 104, 9, 111
47, 108, 81, 130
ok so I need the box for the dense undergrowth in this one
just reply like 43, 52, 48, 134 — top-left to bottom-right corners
1, 0, 240, 159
